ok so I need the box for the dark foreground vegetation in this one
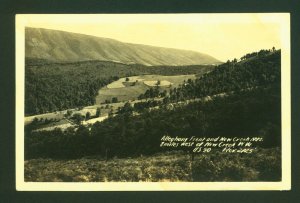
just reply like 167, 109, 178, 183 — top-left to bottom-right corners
25, 148, 281, 182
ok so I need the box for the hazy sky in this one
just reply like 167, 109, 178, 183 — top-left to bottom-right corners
22, 14, 283, 62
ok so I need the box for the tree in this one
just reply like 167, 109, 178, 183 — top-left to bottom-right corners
85, 112, 91, 120
160, 90, 167, 97
119, 102, 133, 115
108, 109, 114, 118
66, 110, 73, 117
96, 107, 101, 117
163, 96, 170, 104
111, 97, 118, 103
72, 113, 84, 125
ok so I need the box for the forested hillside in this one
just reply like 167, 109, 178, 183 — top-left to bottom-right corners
169, 50, 280, 100
139, 50, 280, 101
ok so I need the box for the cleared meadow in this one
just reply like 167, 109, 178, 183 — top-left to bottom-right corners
96, 74, 196, 104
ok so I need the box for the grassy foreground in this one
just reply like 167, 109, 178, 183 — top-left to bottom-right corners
25, 148, 281, 182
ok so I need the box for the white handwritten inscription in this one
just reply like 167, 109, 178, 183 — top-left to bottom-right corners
160, 135, 263, 153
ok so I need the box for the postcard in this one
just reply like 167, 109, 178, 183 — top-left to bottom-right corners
16, 13, 291, 191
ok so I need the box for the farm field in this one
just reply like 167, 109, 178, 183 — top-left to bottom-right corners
82, 115, 109, 125
33, 119, 74, 132
96, 74, 196, 104
25, 148, 281, 182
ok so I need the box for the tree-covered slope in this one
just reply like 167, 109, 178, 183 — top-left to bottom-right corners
167, 49, 280, 101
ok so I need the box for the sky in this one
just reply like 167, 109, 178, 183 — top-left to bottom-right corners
20, 14, 284, 62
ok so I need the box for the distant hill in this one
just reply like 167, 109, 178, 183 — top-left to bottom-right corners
25, 27, 221, 66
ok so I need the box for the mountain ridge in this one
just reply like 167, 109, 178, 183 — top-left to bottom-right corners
25, 27, 221, 66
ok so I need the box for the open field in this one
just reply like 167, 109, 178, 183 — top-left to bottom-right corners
25, 111, 67, 125
96, 74, 196, 104
82, 115, 109, 125
107, 76, 145, 88
144, 80, 172, 87
142, 75, 196, 85
34, 120, 74, 132
25, 148, 281, 182
97, 83, 149, 104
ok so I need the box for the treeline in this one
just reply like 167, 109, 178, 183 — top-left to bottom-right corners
138, 87, 167, 99
133, 100, 164, 112
240, 47, 276, 61
25, 58, 214, 115
25, 86, 281, 159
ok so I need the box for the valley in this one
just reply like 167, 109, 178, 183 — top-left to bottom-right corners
25, 73, 198, 131
23, 27, 282, 182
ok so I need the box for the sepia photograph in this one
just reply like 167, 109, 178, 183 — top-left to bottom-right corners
15, 13, 291, 191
